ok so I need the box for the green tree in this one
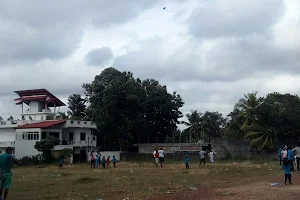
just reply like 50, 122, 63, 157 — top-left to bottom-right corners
257, 93, 300, 143
224, 108, 244, 139
67, 94, 86, 120
83, 67, 184, 150
235, 92, 260, 130
182, 110, 202, 143
244, 123, 276, 150
0, 116, 3, 121
34, 136, 60, 163
60, 148, 73, 159
201, 111, 226, 143
140, 79, 184, 143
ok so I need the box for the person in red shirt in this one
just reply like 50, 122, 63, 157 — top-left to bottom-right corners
106, 156, 110, 168
90, 150, 95, 168
153, 148, 159, 167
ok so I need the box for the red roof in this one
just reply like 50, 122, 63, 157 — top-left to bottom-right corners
16, 120, 66, 129
14, 89, 65, 107
15, 95, 47, 101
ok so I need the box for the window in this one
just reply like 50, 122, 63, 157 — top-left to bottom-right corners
80, 133, 86, 141
69, 132, 73, 141
36, 134, 39, 140
84, 121, 87, 125
77, 121, 80, 124
70, 121, 74, 124
93, 136, 96, 141
41, 132, 47, 139
22, 134, 25, 140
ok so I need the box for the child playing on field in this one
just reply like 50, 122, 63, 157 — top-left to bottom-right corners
102, 156, 106, 168
112, 155, 117, 168
59, 156, 64, 169
185, 155, 190, 169
106, 156, 110, 168
281, 160, 292, 184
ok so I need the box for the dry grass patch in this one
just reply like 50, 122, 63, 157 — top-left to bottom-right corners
9, 161, 285, 200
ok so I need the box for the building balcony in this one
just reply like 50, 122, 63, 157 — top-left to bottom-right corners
54, 140, 96, 151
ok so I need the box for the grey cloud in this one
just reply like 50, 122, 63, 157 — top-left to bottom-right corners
0, 0, 160, 64
114, 32, 300, 83
86, 47, 113, 66
187, 0, 284, 38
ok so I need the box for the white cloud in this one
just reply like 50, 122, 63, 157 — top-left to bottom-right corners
0, 0, 300, 125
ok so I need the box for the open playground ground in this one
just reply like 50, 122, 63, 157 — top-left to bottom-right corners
9, 161, 300, 200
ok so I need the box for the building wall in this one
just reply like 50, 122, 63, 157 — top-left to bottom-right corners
62, 127, 96, 147
0, 128, 16, 141
15, 128, 41, 159
29, 101, 39, 112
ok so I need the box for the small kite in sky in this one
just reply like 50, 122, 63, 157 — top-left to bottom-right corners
163, 7, 173, 13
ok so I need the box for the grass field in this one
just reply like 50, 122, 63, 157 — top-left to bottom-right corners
8, 161, 300, 200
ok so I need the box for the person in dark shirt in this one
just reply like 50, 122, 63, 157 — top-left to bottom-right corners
184, 155, 190, 169
281, 160, 292, 184
0, 147, 21, 200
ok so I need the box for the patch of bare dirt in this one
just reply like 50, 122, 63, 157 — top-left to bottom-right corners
153, 173, 300, 200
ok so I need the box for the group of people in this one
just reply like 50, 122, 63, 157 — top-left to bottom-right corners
278, 143, 300, 184
152, 147, 216, 169
89, 150, 117, 169
185, 149, 216, 169
153, 148, 165, 167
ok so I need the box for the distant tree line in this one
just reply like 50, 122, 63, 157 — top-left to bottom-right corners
54, 68, 300, 151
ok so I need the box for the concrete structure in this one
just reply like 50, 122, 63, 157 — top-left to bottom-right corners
134, 143, 212, 153
0, 89, 97, 162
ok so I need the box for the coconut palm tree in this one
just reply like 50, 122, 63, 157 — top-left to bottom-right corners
182, 110, 202, 143
235, 92, 261, 130
244, 123, 276, 150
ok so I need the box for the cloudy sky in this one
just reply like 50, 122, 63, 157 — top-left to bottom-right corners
0, 0, 299, 121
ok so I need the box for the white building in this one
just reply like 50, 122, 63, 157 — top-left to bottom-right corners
0, 89, 97, 162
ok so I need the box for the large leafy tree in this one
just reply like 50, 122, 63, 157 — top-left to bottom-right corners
182, 110, 202, 143
201, 111, 226, 143
67, 94, 86, 120
224, 108, 244, 139
140, 79, 184, 143
83, 67, 184, 150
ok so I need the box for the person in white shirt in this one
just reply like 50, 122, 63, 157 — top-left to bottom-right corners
208, 151, 216, 163
281, 146, 288, 161
158, 148, 165, 167
292, 143, 300, 171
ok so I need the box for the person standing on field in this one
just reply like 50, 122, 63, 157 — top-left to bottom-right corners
158, 148, 165, 167
0, 147, 21, 200
199, 148, 206, 166
281, 146, 288, 162
292, 143, 300, 171
153, 148, 159, 167
278, 146, 283, 165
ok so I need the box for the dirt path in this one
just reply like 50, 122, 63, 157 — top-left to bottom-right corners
153, 172, 300, 200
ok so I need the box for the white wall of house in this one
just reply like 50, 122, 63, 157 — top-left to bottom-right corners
15, 128, 41, 159
62, 127, 96, 147
0, 128, 16, 141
